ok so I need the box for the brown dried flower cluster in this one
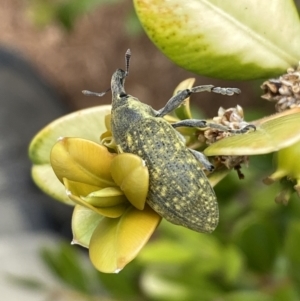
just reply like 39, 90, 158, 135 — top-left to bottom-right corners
204, 105, 250, 144
203, 106, 250, 177
261, 63, 300, 112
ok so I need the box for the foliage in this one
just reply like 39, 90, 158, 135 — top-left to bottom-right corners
27, 0, 142, 34
26, 0, 300, 300
134, 0, 300, 80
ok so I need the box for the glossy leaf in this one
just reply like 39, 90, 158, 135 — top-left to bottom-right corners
82, 187, 127, 207
29, 105, 112, 201
272, 141, 300, 180
72, 205, 103, 248
29, 105, 111, 164
51, 137, 116, 187
62, 178, 101, 198
204, 108, 300, 156
134, 0, 300, 80
89, 205, 161, 273
111, 153, 149, 210
64, 178, 127, 218
31, 164, 73, 204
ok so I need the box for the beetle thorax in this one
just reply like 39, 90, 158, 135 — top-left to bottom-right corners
111, 97, 155, 143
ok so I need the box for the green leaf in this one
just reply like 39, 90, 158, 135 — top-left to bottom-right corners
96, 264, 144, 300
204, 108, 300, 156
232, 214, 279, 273
31, 164, 72, 203
134, 0, 300, 80
223, 291, 274, 301
273, 141, 300, 181
29, 105, 111, 202
40, 242, 92, 294
89, 206, 161, 273
64, 179, 128, 218
72, 205, 103, 248
6, 274, 47, 291
29, 0, 122, 29
140, 268, 191, 301
141, 265, 222, 301
110, 153, 149, 210
221, 245, 245, 284
138, 240, 195, 264
273, 283, 300, 301
29, 105, 111, 164
157, 220, 223, 274
208, 168, 231, 187
284, 220, 300, 286
50, 137, 116, 187
83, 187, 127, 207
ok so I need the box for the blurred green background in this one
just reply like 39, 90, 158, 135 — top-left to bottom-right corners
1, 0, 300, 300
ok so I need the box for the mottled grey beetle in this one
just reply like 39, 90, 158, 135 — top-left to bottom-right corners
83, 49, 250, 233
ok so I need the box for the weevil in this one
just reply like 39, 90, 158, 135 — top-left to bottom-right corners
83, 49, 252, 233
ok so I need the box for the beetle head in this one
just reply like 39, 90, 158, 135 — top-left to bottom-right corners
82, 49, 131, 101
111, 69, 127, 98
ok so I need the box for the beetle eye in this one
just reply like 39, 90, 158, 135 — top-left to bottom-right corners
119, 92, 127, 98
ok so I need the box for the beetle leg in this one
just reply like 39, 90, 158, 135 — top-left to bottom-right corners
228, 124, 256, 134
172, 119, 256, 133
189, 149, 214, 171
156, 85, 240, 118
211, 87, 241, 96
172, 119, 228, 131
156, 85, 213, 117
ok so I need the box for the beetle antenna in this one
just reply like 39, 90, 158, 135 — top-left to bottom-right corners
82, 87, 111, 97
125, 49, 131, 76
82, 49, 131, 97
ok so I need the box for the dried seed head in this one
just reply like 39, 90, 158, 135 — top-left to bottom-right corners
204, 106, 250, 144
261, 63, 300, 112
202, 105, 251, 173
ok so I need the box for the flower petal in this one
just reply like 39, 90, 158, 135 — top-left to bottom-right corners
82, 187, 128, 207
51, 137, 116, 187
111, 153, 149, 210
72, 205, 103, 248
89, 205, 162, 273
